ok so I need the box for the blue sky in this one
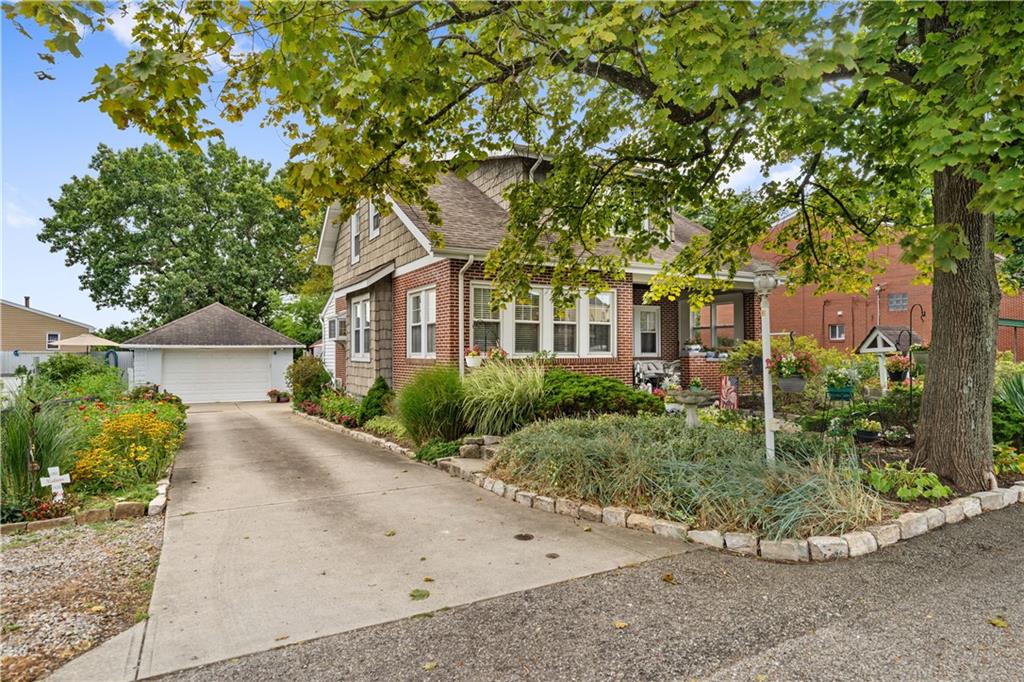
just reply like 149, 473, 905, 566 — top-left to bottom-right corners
2, 8, 795, 330
1, 12, 291, 329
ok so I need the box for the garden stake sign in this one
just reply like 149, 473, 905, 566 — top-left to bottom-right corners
40, 467, 71, 502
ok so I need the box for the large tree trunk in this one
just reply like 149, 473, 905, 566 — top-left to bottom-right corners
915, 168, 1001, 492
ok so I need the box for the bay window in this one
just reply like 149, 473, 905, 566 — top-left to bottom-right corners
470, 283, 615, 357
408, 286, 436, 358
350, 296, 370, 361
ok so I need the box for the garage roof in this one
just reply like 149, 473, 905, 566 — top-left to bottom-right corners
122, 303, 304, 348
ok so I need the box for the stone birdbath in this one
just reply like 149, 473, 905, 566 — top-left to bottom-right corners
675, 389, 716, 427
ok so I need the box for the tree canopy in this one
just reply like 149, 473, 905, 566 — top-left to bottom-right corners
10, 0, 1024, 489
40, 142, 315, 325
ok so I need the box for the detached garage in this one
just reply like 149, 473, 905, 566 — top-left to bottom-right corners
123, 303, 303, 404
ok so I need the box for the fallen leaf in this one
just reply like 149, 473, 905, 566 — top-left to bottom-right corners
420, 556, 427, 561
613, 620, 629, 629
88, 605, 106, 613
661, 572, 676, 584
410, 588, 430, 601
274, 634, 289, 641
583, 526, 592, 532
990, 616, 1009, 629
384, 530, 396, 537
423, 661, 437, 670
423, 576, 434, 582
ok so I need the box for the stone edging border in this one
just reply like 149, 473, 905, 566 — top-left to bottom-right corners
293, 410, 417, 458
292, 409, 1024, 563
440, 459, 1024, 562
1, 477, 170, 536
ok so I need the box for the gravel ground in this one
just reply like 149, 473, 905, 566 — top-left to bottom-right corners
1, 517, 163, 682
160, 506, 1023, 682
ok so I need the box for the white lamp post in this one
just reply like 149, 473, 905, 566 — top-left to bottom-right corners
753, 266, 780, 464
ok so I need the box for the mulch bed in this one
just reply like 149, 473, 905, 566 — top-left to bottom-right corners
0, 517, 163, 682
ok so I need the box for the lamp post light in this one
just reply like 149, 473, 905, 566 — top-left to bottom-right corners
753, 266, 780, 464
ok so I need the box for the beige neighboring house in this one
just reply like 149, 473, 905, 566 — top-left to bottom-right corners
0, 297, 93, 352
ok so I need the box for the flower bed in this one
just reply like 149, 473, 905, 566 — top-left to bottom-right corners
1, 358, 187, 525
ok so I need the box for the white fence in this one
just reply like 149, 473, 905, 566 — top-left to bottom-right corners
1, 350, 133, 377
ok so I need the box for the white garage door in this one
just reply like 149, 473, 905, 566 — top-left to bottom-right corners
162, 349, 272, 403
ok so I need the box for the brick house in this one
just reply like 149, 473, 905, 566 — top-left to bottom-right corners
755, 217, 1024, 360
316, 150, 767, 396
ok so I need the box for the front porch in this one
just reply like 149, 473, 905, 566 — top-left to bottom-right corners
630, 280, 760, 391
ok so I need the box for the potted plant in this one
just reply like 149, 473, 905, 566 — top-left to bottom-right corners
689, 377, 703, 391
487, 346, 508, 362
853, 418, 882, 443
886, 354, 911, 382
267, 388, 280, 403
465, 345, 482, 368
767, 349, 818, 393
684, 338, 703, 355
824, 367, 856, 401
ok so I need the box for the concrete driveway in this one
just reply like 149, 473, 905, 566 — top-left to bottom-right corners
60, 402, 687, 680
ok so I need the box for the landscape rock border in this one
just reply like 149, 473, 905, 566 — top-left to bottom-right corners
294, 410, 1024, 564
442, 457, 1024, 564
0, 477, 172, 537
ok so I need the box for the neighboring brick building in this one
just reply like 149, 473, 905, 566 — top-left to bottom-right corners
757, 223, 1024, 360
317, 149, 768, 395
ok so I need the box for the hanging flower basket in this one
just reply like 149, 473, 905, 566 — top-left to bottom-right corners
465, 355, 482, 369
777, 376, 806, 393
887, 369, 908, 382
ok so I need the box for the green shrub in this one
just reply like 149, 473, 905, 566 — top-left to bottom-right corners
319, 390, 360, 425
463, 361, 545, 435
396, 366, 466, 445
37, 354, 107, 384
286, 355, 331, 405
362, 415, 409, 442
415, 439, 461, 462
539, 369, 663, 419
490, 415, 891, 539
863, 460, 954, 501
993, 398, 1024, 448
356, 376, 392, 426
62, 365, 125, 404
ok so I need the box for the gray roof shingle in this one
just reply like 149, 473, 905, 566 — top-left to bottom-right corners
123, 303, 303, 347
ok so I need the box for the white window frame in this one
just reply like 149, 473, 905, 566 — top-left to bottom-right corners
350, 295, 370, 362
552, 298, 580, 356
470, 284, 502, 352
350, 212, 361, 265
369, 201, 381, 239
633, 305, 661, 357
407, 285, 436, 359
470, 282, 616, 358
46, 332, 60, 350
828, 323, 846, 341
513, 289, 543, 355
327, 317, 337, 340
682, 292, 744, 351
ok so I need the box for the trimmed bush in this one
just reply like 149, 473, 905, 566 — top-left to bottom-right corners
539, 369, 663, 419
463, 360, 545, 436
286, 355, 331, 405
396, 365, 466, 445
356, 376, 392, 426
490, 415, 892, 539
415, 439, 461, 462
362, 415, 409, 443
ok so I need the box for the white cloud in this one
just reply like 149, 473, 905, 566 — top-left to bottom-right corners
3, 184, 42, 230
107, 2, 139, 46
728, 154, 802, 192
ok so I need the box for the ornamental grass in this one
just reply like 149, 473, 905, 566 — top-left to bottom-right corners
490, 415, 894, 539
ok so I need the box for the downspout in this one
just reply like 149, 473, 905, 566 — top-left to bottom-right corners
458, 256, 476, 379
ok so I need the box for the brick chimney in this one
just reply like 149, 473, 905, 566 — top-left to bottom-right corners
23, 296, 30, 308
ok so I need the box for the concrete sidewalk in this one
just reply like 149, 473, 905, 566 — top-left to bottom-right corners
53, 402, 687, 680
